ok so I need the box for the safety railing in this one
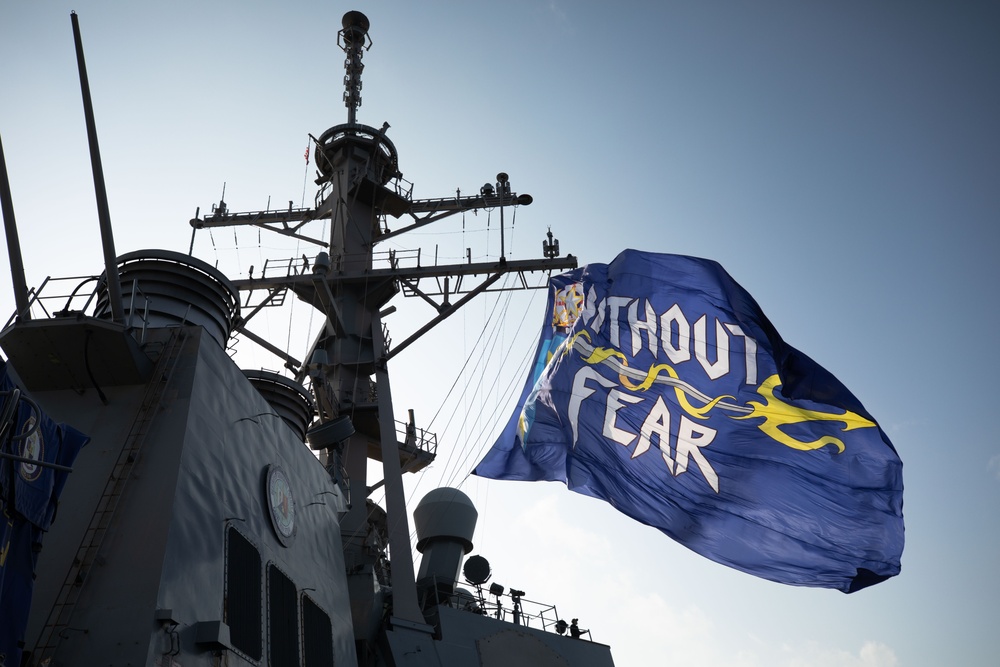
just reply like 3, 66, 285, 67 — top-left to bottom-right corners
3, 274, 153, 343
419, 578, 594, 640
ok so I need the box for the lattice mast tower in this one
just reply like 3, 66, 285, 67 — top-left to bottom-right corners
191, 10, 576, 635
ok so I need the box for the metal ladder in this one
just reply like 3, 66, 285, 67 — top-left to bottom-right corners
31, 329, 187, 664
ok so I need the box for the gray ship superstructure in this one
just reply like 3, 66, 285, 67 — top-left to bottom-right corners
0, 10, 615, 667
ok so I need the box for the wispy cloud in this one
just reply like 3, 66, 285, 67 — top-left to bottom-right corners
782, 640, 898, 667
989, 454, 1000, 481
501, 495, 899, 667
859, 641, 899, 667
547, 1, 569, 25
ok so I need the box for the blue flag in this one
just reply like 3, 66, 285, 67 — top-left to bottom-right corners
474, 250, 903, 593
0, 363, 89, 666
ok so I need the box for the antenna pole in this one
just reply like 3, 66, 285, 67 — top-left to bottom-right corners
0, 133, 31, 320
71, 11, 124, 323
340, 11, 370, 125
497, 173, 509, 260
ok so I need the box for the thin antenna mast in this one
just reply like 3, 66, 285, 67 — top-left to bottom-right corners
339, 11, 370, 125
0, 134, 31, 320
71, 11, 124, 323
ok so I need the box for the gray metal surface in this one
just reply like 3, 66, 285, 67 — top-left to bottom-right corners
94, 249, 240, 348
244, 369, 315, 441
0, 316, 152, 391
22, 327, 356, 666
414, 488, 478, 595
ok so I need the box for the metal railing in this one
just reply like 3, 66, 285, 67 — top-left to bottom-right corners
419, 579, 596, 639
396, 417, 437, 459
3, 274, 153, 342
4, 274, 101, 326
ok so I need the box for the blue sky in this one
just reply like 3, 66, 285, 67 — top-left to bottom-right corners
2, 2, 998, 665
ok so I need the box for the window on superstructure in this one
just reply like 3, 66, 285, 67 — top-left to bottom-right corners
225, 525, 262, 660
268, 563, 300, 667
302, 594, 335, 667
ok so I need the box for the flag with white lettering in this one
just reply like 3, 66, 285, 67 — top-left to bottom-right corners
474, 250, 904, 592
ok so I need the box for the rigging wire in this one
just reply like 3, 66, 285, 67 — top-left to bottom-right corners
284, 250, 300, 368
273, 136, 317, 373
462, 288, 515, 473
401, 281, 546, 550
485, 208, 491, 260
447, 284, 538, 485
400, 275, 519, 508
416, 272, 536, 491
462, 277, 470, 487
447, 329, 541, 487
510, 205, 517, 258
423, 278, 515, 434
255, 216, 273, 359
301, 136, 311, 208
437, 289, 517, 486
305, 166, 330, 365
233, 226, 241, 276
436, 326, 543, 554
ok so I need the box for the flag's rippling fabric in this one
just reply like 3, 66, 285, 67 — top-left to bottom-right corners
1, 363, 89, 664
474, 250, 903, 593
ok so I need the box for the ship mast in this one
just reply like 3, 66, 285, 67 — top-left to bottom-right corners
189, 9, 577, 641
304, 9, 429, 630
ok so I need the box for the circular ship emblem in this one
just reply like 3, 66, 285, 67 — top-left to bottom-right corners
18, 416, 43, 482
265, 465, 296, 546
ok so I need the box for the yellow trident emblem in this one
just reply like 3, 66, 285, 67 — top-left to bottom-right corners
567, 331, 876, 453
